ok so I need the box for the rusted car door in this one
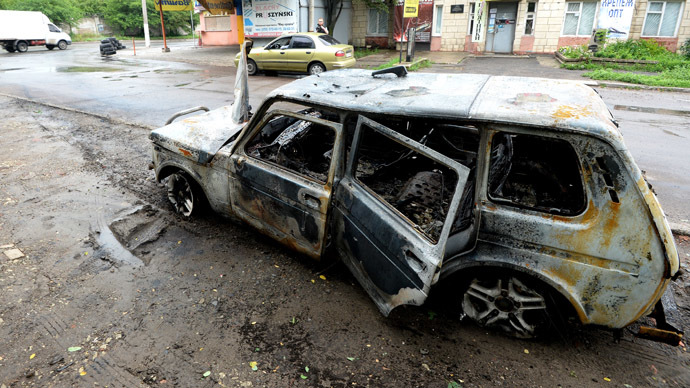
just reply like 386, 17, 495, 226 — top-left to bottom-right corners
229, 110, 343, 259
333, 116, 471, 315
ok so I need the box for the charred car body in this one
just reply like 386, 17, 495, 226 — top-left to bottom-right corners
149, 60, 680, 340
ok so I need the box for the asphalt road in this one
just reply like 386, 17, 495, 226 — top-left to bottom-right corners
1, 41, 688, 227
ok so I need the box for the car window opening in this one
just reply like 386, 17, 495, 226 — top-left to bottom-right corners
353, 122, 472, 242
488, 132, 586, 215
596, 156, 621, 203
246, 112, 335, 183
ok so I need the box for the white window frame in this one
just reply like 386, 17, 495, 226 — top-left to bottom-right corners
641, 1, 683, 37
367, 8, 389, 37
561, 1, 598, 37
524, 2, 537, 35
432, 4, 443, 36
469, 2, 486, 42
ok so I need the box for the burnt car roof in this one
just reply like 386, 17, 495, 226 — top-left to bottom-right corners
268, 69, 619, 138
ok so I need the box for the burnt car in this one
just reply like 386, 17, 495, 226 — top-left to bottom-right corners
149, 61, 680, 340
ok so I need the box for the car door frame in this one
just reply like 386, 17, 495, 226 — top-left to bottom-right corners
228, 109, 344, 259
286, 35, 316, 72
258, 37, 290, 71
332, 115, 471, 315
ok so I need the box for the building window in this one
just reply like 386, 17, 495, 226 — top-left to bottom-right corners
524, 2, 536, 35
469, 2, 484, 42
433, 4, 443, 36
562, 1, 597, 36
642, 1, 683, 37
367, 8, 389, 36
205, 15, 232, 32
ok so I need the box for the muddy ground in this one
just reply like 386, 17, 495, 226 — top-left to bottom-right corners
1, 95, 690, 388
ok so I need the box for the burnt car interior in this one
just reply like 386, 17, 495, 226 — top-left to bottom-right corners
488, 132, 586, 216
245, 110, 338, 183
346, 115, 480, 242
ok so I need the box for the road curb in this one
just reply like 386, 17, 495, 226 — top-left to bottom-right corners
594, 81, 690, 94
671, 223, 690, 237
0, 92, 155, 131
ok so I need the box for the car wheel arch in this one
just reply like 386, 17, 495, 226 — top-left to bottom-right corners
308, 61, 326, 74
439, 258, 583, 325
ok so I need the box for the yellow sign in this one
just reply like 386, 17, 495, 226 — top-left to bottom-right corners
154, 0, 194, 11
197, 0, 235, 15
403, 0, 419, 17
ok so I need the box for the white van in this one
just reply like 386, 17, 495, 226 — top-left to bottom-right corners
0, 10, 72, 52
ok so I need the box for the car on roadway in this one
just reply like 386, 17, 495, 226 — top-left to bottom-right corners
149, 66, 681, 342
233, 32, 355, 75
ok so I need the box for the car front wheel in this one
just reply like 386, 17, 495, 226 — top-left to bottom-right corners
246, 59, 258, 76
308, 62, 326, 75
166, 171, 202, 218
57, 40, 68, 50
461, 274, 552, 338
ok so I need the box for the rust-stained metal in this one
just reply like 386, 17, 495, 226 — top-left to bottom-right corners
149, 68, 680, 340
636, 327, 683, 346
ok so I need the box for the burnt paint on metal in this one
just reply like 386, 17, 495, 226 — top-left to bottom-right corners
149, 70, 678, 329
445, 126, 673, 328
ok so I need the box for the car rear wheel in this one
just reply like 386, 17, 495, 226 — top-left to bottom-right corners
461, 273, 553, 338
16, 41, 28, 52
46, 45, 55, 50
57, 40, 68, 50
5, 45, 15, 53
308, 62, 326, 75
166, 171, 202, 218
247, 59, 258, 76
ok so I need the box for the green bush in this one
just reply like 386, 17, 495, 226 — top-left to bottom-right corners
680, 39, 690, 59
595, 39, 671, 60
557, 45, 591, 59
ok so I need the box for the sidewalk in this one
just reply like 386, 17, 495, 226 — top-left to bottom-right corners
120, 41, 689, 93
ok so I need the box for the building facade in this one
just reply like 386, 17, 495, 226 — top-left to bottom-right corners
352, 0, 690, 53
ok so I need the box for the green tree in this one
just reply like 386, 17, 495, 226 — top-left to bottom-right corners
103, 0, 195, 36
6, 0, 84, 27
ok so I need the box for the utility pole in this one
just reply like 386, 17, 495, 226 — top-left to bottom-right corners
142, 0, 150, 47
158, 3, 170, 52
308, 0, 314, 31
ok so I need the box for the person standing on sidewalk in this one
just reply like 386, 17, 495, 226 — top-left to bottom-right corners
316, 18, 329, 34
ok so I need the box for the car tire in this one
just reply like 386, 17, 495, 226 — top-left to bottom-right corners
5, 46, 15, 53
165, 171, 204, 218
308, 62, 326, 75
458, 271, 564, 339
57, 40, 68, 50
246, 59, 258, 76
46, 45, 55, 50
16, 41, 28, 53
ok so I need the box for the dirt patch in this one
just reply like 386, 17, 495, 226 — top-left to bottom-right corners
1, 96, 690, 387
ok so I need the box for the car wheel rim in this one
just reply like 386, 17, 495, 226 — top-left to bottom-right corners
462, 276, 547, 338
166, 173, 194, 217
247, 62, 255, 73
310, 65, 324, 75
58, 41, 67, 50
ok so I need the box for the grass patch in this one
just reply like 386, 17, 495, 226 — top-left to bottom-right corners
559, 39, 690, 87
71, 33, 196, 42
584, 65, 690, 88
373, 58, 401, 70
354, 47, 379, 59
409, 59, 432, 71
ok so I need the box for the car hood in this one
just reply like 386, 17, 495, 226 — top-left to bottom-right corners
149, 105, 245, 164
